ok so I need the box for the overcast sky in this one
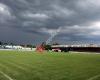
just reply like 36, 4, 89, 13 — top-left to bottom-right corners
0, 0, 100, 45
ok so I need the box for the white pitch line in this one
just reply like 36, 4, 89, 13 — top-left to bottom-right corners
0, 71, 14, 80
7, 62, 28, 71
87, 74, 100, 80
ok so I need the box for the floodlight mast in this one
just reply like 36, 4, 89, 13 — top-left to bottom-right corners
46, 27, 61, 45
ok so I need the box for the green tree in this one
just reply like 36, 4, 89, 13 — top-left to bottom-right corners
0, 41, 2, 45
44, 45, 52, 50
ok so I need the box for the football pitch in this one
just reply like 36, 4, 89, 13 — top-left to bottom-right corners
0, 51, 100, 80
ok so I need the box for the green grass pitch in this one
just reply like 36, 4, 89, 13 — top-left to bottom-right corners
0, 51, 100, 80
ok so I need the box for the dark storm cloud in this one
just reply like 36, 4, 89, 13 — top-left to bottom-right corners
0, 0, 100, 44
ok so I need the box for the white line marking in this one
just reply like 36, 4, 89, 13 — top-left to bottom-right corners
87, 74, 100, 80
0, 71, 14, 80
7, 62, 28, 71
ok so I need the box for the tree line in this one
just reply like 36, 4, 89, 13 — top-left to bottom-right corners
0, 41, 36, 48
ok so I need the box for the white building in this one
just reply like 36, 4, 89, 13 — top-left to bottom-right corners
0, 45, 36, 51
